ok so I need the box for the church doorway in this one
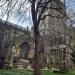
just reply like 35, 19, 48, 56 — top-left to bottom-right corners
20, 42, 30, 59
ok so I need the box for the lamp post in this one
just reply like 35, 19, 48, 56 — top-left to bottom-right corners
9, 44, 16, 67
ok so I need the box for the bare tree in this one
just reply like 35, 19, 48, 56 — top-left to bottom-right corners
0, 0, 75, 74
0, 0, 51, 75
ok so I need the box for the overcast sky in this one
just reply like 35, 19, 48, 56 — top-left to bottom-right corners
0, 0, 75, 29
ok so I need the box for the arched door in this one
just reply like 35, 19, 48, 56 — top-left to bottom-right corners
20, 42, 30, 59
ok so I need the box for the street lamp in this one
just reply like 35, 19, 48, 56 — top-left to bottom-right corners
12, 45, 16, 54
9, 43, 16, 67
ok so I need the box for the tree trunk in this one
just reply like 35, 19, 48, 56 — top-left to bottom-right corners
34, 27, 40, 75
31, 1, 40, 75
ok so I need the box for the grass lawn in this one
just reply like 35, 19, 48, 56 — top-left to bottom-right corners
0, 69, 75, 75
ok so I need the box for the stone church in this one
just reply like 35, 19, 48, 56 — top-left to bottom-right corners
39, 0, 74, 70
0, 19, 34, 68
0, 0, 74, 70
